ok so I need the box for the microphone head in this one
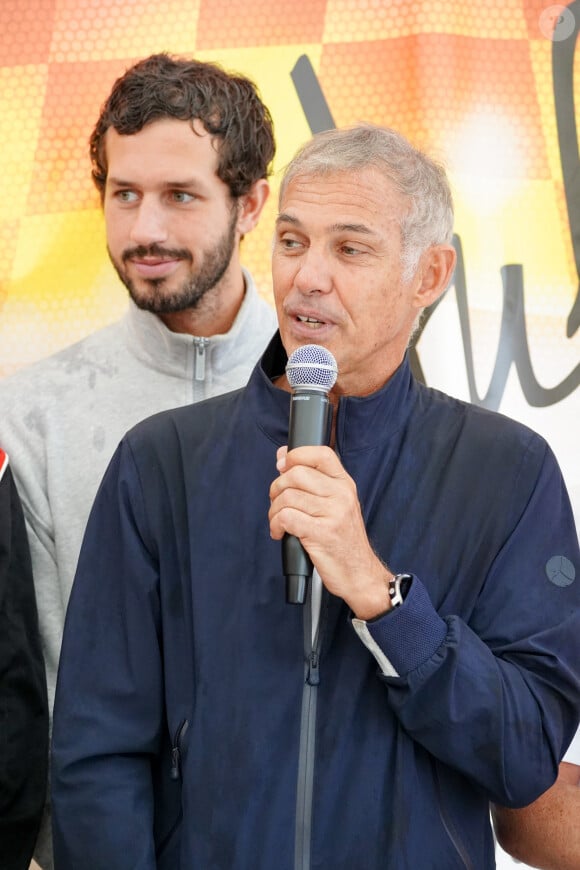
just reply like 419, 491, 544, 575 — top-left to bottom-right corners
286, 344, 338, 392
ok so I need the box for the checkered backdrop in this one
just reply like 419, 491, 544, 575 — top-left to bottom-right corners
1, 0, 578, 533
1, 4, 579, 867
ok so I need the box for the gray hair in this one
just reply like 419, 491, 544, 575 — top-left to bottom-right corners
279, 123, 454, 282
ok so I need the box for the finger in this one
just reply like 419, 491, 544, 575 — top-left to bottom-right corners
269, 460, 341, 504
276, 445, 288, 472
269, 471, 358, 545
283, 445, 344, 477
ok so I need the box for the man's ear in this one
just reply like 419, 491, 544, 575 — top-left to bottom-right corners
413, 244, 456, 309
237, 178, 270, 236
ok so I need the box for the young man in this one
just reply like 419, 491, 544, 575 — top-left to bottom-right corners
52, 124, 579, 869
0, 52, 276, 868
0, 449, 47, 870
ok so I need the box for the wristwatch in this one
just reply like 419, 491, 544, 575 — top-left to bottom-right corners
388, 573, 412, 608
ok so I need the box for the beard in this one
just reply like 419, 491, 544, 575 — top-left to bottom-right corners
109, 204, 239, 314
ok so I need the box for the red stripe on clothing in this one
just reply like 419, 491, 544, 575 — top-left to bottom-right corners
0, 448, 8, 483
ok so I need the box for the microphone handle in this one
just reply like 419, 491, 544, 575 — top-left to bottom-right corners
283, 388, 331, 604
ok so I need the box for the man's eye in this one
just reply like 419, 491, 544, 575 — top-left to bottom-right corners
172, 191, 195, 203
115, 190, 138, 203
280, 237, 302, 249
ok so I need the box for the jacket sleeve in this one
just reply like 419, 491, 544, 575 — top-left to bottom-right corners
360, 439, 580, 807
0, 399, 66, 717
0, 451, 49, 870
51, 440, 163, 870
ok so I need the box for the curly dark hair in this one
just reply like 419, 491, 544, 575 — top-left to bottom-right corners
89, 53, 276, 200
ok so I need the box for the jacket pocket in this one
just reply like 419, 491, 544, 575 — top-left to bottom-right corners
432, 758, 475, 870
153, 718, 189, 866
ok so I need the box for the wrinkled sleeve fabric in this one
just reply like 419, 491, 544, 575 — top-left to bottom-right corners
356, 439, 580, 807
0, 453, 48, 870
51, 440, 163, 870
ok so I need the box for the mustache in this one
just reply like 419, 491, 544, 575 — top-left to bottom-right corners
122, 244, 193, 263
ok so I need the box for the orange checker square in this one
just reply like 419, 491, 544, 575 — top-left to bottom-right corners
318, 34, 551, 178
25, 58, 136, 216
1, 0, 57, 66
196, 0, 328, 49
323, 0, 529, 43
49, 0, 202, 63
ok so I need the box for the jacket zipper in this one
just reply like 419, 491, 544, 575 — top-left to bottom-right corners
155, 719, 190, 859
170, 718, 189, 781
193, 337, 209, 384
432, 758, 474, 869
294, 596, 322, 870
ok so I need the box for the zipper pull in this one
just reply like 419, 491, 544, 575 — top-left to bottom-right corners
170, 719, 189, 781
194, 337, 208, 382
307, 650, 320, 686
170, 746, 181, 781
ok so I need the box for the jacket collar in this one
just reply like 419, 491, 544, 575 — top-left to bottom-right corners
121, 268, 275, 376
251, 333, 419, 453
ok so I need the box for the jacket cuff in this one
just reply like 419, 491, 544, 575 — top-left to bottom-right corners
352, 575, 447, 677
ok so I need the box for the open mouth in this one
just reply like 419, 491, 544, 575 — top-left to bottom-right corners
297, 314, 324, 328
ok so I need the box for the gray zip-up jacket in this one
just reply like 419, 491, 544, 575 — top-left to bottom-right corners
0, 269, 276, 719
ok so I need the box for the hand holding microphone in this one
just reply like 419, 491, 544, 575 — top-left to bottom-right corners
270, 344, 393, 616
281, 344, 338, 604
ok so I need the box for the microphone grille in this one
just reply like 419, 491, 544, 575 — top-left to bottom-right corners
286, 344, 338, 391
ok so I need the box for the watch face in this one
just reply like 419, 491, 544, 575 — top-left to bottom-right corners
399, 573, 412, 598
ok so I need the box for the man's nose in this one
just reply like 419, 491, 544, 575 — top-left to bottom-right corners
129, 198, 169, 246
293, 246, 333, 294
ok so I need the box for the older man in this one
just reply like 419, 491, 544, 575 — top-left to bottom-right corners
52, 124, 579, 869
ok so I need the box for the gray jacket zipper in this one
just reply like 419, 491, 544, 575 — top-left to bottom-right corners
193, 337, 209, 383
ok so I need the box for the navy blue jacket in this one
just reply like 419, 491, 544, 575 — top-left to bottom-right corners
52, 336, 580, 869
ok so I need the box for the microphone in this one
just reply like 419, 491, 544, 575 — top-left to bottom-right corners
283, 344, 338, 604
